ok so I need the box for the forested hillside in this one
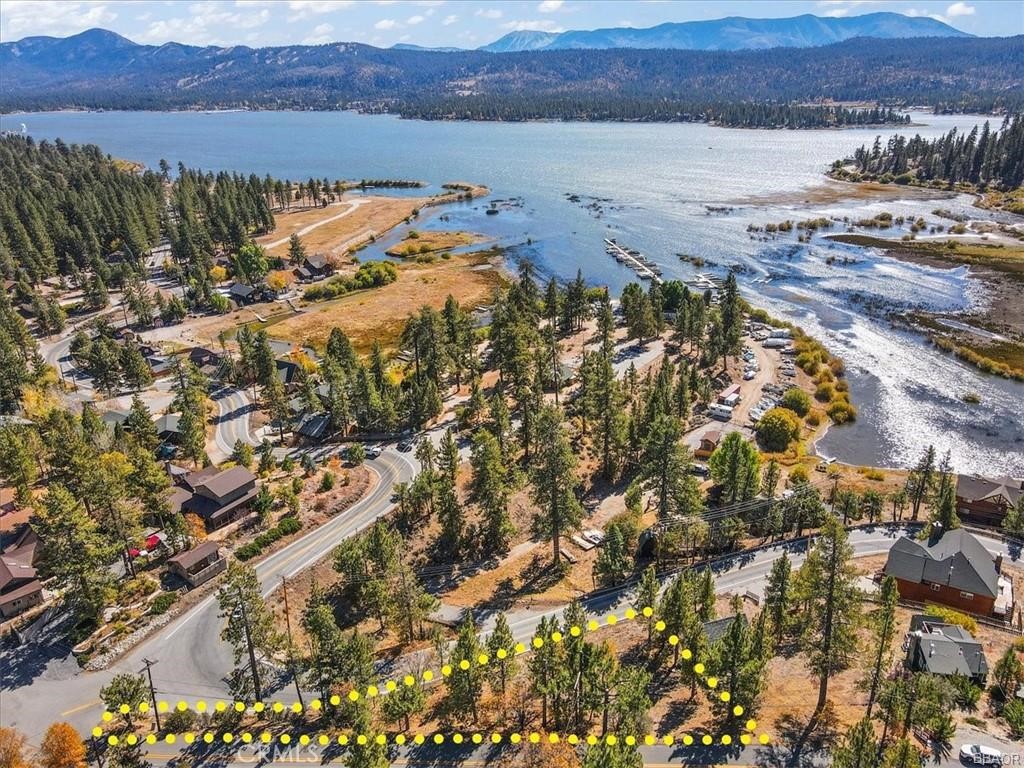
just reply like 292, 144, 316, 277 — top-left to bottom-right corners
396, 98, 912, 127
831, 114, 1024, 189
1, 30, 1021, 119
0, 137, 163, 283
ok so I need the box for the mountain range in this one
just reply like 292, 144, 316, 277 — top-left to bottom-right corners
479, 12, 970, 52
1, 25, 1020, 117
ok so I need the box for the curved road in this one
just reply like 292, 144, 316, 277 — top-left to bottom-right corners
0, 450, 417, 741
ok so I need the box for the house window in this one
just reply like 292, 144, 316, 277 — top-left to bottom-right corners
930, 583, 941, 591
960, 592, 973, 600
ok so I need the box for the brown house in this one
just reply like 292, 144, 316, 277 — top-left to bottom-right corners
170, 465, 259, 531
883, 529, 1000, 616
0, 528, 43, 619
694, 430, 722, 459
167, 542, 226, 588
956, 474, 1023, 528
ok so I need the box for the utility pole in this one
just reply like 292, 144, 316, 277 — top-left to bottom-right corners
280, 575, 304, 709
142, 658, 161, 731
236, 585, 263, 702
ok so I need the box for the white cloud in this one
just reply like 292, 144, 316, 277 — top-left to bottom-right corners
475, 8, 503, 19
500, 19, 563, 32
945, 2, 975, 17
130, 2, 270, 45
374, 18, 397, 30
285, 0, 354, 21
303, 21, 334, 44
0, 1, 118, 39
406, 14, 424, 25
538, 0, 564, 12
442, 14, 458, 25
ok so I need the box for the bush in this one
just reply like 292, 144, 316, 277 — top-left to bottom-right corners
780, 388, 812, 417
236, 517, 304, 561
348, 443, 366, 465
789, 465, 809, 485
164, 708, 196, 732
756, 408, 801, 452
814, 382, 835, 402
806, 409, 823, 427
319, 472, 335, 492
1003, 699, 1024, 738
149, 592, 179, 616
826, 399, 857, 424
925, 604, 977, 634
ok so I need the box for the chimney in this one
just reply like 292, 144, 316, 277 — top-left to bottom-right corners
995, 553, 1003, 574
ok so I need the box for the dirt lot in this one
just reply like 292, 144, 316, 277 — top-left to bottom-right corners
269, 251, 506, 353
258, 196, 430, 260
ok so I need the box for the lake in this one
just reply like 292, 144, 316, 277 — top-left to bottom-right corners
3, 109, 1021, 475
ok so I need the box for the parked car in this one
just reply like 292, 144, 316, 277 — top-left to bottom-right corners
959, 745, 1004, 765
690, 463, 710, 478
365, 445, 383, 459
743, 370, 756, 380
397, 439, 415, 452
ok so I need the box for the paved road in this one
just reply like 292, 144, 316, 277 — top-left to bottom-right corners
210, 386, 259, 463
0, 450, 417, 743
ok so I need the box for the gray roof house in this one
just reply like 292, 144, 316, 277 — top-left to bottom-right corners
883, 529, 1000, 613
905, 614, 988, 683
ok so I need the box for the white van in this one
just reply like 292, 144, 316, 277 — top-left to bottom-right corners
708, 404, 733, 420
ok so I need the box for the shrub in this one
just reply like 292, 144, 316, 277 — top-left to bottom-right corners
924, 604, 977, 634
348, 443, 366, 465
149, 592, 179, 616
1003, 699, 1024, 738
756, 408, 802, 452
795, 352, 820, 375
826, 400, 857, 424
319, 472, 335, 493
788, 465, 809, 485
236, 517, 304, 561
780, 388, 812, 417
164, 708, 196, 732
814, 382, 835, 402
806, 409, 823, 427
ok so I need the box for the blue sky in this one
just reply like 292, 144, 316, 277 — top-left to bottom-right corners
0, 1, 1020, 48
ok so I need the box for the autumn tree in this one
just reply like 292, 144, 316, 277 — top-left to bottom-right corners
38, 723, 87, 768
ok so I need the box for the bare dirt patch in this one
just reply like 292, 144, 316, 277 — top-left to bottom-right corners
270, 252, 506, 354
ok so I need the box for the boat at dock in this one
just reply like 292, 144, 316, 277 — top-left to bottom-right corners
603, 238, 664, 284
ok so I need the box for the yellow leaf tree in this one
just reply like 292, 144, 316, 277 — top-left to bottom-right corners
39, 722, 87, 768
0, 727, 32, 768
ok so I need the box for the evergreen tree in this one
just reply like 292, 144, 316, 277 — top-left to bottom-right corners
798, 515, 862, 713
470, 428, 514, 554
833, 716, 879, 768
530, 404, 583, 567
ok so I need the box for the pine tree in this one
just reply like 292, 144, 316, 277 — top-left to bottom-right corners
832, 716, 878, 768
530, 404, 583, 567
799, 515, 862, 713
217, 560, 280, 700
287, 233, 307, 266
863, 575, 899, 717
763, 554, 792, 649
593, 523, 633, 587
905, 444, 936, 520
708, 432, 761, 505
447, 615, 484, 724
470, 428, 514, 554
486, 612, 518, 697
640, 413, 702, 520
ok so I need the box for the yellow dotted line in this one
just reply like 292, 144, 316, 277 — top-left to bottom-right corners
106, 605, 743, 717
92, 728, 771, 748
102, 607, 765, 741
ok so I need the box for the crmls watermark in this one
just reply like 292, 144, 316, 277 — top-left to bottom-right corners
229, 744, 329, 764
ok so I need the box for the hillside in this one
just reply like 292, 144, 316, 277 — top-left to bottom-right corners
480, 12, 970, 52
1, 30, 1021, 116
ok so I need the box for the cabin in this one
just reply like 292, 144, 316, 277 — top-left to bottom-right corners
695, 430, 721, 459
295, 412, 331, 441
187, 347, 225, 379
228, 282, 257, 305
955, 474, 1023, 528
276, 359, 301, 388
154, 413, 181, 443
294, 254, 334, 283
0, 527, 43, 619
883, 529, 1002, 616
904, 614, 988, 684
718, 384, 741, 404
167, 541, 226, 588
171, 465, 259, 531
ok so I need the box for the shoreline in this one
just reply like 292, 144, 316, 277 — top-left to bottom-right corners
827, 233, 1024, 381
